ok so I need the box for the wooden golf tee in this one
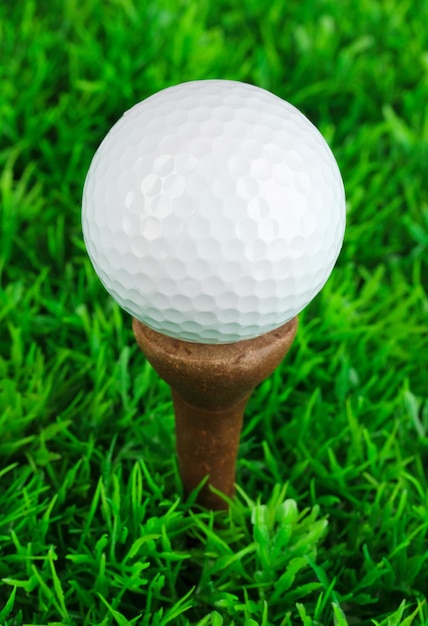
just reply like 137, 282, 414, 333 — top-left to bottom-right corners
133, 316, 298, 510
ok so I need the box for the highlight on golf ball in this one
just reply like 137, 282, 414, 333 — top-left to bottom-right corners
82, 80, 346, 344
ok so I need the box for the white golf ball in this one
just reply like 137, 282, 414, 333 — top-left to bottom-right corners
82, 80, 345, 344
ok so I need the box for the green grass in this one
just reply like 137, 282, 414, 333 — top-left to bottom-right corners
1, 0, 427, 624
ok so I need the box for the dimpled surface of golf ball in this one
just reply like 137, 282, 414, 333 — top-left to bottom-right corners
82, 80, 345, 344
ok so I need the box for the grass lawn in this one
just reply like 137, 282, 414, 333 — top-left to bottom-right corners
1, 0, 427, 624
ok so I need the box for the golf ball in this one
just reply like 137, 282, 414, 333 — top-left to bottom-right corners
82, 80, 345, 344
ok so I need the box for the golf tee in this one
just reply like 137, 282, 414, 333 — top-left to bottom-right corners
133, 317, 298, 509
